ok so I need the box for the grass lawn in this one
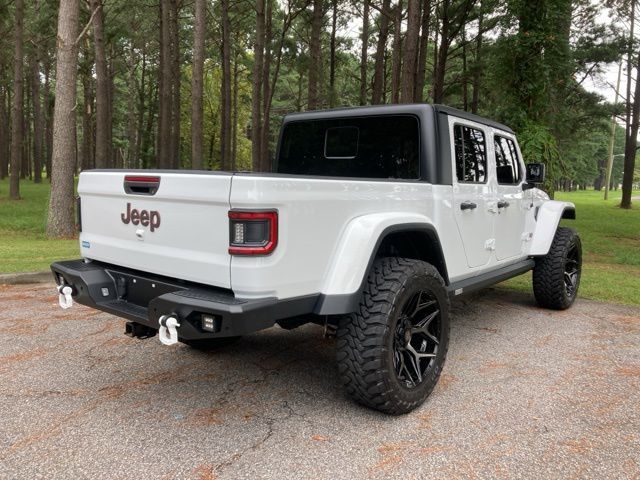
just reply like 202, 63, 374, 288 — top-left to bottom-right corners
499, 189, 640, 306
0, 179, 78, 273
1, 178, 639, 305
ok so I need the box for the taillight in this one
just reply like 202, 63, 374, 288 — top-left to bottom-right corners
228, 210, 278, 255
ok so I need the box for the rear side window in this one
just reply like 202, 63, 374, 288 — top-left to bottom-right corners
454, 124, 487, 183
277, 115, 420, 179
494, 135, 521, 184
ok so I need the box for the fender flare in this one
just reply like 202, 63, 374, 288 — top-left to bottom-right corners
314, 213, 445, 315
529, 201, 576, 256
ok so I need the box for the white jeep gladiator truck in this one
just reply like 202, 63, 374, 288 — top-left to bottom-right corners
52, 104, 582, 414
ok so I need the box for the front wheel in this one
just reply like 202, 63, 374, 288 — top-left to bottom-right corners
532, 227, 582, 310
336, 258, 450, 415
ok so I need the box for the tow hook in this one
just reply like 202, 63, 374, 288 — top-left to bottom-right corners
158, 315, 181, 346
57, 285, 73, 309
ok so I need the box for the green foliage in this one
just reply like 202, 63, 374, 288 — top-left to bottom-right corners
516, 121, 561, 195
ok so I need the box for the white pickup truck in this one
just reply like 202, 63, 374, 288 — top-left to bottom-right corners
52, 104, 581, 414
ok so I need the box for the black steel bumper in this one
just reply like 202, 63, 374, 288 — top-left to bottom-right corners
50, 260, 319, 340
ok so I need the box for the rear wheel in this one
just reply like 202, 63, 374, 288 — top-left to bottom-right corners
181, 336, 241, 351
533, 227, 582, 310
336, 258, 450, 415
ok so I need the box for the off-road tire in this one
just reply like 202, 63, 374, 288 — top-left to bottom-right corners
336, 257, 450, 415
181, 336, 241, 351
532, 227, 582, 310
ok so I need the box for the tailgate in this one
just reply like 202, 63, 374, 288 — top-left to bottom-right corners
78, 171, 232, 288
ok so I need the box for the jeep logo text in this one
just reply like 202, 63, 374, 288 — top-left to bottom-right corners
121, 203, 161, 232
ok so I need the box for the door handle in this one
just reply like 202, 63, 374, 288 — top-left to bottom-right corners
497, 200, 510, 209
460, 201, 477, 211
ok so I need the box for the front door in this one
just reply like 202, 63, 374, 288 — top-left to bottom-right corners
450, 120, 495, 268
492, 134, 527, 261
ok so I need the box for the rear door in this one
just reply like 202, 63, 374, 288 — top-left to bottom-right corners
450, 119, 495, 268
78, 171, 233, 288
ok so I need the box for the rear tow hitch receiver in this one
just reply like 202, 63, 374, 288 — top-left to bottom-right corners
57, 285, 73, 309
158, 315, 181, 346
125, 322, 157, 339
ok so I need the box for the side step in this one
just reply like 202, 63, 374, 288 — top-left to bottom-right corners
447, 259, 535, 297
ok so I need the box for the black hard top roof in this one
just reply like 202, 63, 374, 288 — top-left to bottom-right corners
283, 103, 514, 134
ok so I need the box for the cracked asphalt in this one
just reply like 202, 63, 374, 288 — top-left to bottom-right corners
1, 282, 639, 479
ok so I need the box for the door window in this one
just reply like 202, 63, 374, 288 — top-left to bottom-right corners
494, 136, 521, 185
454, 125, 487, 183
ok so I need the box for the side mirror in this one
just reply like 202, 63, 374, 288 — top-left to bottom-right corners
526, 163, 545, 183
523, 163, 545, 190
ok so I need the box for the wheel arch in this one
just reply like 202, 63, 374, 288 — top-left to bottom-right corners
315, 215, 448, 315
529, 201, 576, 256
374, 225, 449, 285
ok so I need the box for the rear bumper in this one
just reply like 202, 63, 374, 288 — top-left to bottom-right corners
50, 260, 319, 340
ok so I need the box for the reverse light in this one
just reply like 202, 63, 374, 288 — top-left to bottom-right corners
228, 210, 278, 255
201, 314, 220, 332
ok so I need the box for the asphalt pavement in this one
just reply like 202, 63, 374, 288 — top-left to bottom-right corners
0, 282, 639, 479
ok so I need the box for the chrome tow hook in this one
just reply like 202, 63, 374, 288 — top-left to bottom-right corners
57, 285, 74, 309
158, 315, 181, 346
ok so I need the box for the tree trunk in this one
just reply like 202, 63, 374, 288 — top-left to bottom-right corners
157, 0, 172, 168
401, 0, 420, 103
432, 0, 450, 103
126, 54, 137, 169
470, 1, 483, 113
231, 53, 239, 170
169, 0, 181, 169
81, 72, 95, 171
359, 0, 370, 105
191, 0, 205, 170
330, 0, 339, 107
621, 51, 640, 209
142, 80, 157, 168
259, 0, 273, 171
372, 0, 391, 104
107, 54, 117, 168
251, 0, 265, 171
29, 56, 43, 183
625, 1, 636, 142
414, 0, 430, 102
390, 1, 403, 104
89, 0, 110, 169
9, 0, 24, 199
462, 25, 468, 110
0, 88, 8, 179
47, 0, 79, 238
307, 0, 323, 110
134, 48, 147, 168
44, 60, 54, 180
220, 0, 232, 171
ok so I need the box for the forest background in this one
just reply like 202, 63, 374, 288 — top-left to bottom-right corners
0, 0, 639, 238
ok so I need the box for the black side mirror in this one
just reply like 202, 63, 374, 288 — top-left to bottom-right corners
523, 163, 545, 190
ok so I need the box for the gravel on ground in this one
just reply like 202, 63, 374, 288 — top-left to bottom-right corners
0, 282, 638, 479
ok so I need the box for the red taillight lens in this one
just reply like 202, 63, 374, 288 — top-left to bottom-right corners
228, 210, 278, 255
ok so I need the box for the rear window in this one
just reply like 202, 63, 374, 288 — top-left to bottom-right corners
276, 115, 420, 179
